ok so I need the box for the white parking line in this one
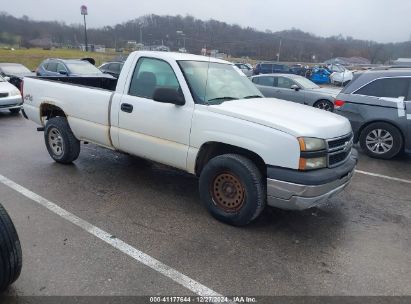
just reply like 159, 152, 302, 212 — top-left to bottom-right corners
0, 174, 224, 298
355, 170, 411, 184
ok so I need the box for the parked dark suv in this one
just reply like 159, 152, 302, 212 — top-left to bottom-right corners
335, 68, 411, 159
253, 62, 291, 75
36, 58, 111, 78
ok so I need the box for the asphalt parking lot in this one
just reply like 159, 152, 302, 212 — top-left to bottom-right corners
0, 111, 410, 298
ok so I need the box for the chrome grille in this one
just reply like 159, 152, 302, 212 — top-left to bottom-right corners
326, 133, 353, 168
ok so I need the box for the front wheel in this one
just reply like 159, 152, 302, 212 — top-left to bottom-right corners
0, 203, 22, 292
44, 117, 80, 164
199, 154, 266, 226
359, 122, 403, 159
314, 99, 334, 112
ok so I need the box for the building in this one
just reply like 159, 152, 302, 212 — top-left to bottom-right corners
324, 57, 371, 66
28, 37, 53, 49
79, 44, 106, 52
392, 58, 411, 66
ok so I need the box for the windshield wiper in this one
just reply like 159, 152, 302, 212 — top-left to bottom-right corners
206, 97, 238, 104
243, 95, 263, 99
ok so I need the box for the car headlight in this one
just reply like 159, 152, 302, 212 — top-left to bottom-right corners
299, 156, 327, 170
298, 137, 327, 170
10, 90, 21, 97
298, 137, 326, 151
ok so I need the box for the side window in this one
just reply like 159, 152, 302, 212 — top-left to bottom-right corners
277, 77, 295, 89
57, 63, 66, 73
47, 62, 58, 73
257, 76, 274, 87
355, 78, 410, 99
261, 64, 272, 72
110, 63, 121, 73
129, 57, 180, 99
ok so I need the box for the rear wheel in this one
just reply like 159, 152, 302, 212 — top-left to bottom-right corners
0, 203, 22, 292
314, 99, 334, 112
44, 117, 80, 164
359, 122, 403, 159
199, 154, 266, 226
9, 108, 20, 114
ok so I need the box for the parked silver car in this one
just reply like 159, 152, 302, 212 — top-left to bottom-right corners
0, 75, 23, 114
234, 63, 253, 77
251, 74, 341, 111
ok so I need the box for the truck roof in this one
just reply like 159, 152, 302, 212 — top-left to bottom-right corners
131, 51, 231, 65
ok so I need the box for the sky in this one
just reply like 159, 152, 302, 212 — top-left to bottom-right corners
0, 0, 410, 43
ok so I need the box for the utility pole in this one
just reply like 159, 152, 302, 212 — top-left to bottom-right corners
80, 5, 88, 51
277, 38, 282, 62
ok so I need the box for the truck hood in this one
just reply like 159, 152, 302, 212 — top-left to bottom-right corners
206, 98, 352, 139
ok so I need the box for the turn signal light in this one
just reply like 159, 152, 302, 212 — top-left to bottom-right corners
334, 100, 345, 109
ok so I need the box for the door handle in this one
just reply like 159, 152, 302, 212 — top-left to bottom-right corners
121, 103, 133, 113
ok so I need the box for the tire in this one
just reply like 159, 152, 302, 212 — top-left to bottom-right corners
359, 122, 403, 159
199, 154, 266, 226
9, 108, 20, 114
0, 203, 22, 292
44, 117, 80, 164
314, 99, 334, 112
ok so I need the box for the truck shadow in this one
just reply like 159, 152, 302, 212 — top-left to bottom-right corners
52, 144, 349, 259
107, 151, 348, 246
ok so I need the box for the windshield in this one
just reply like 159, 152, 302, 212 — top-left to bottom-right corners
66, 62, 103, 75
330, 65, 346, 73
294, 77, 320, 89
178, 61, 263, 104
1, 64, 31, 75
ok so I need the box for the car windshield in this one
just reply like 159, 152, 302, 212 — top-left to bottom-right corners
294, 77, 320, 89
66, 62, 103, 75
1, 64, 31, 74
331, 65, 345, 73
178, 61, 263, 104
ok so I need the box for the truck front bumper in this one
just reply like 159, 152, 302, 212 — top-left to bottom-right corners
266, 150, 357, 210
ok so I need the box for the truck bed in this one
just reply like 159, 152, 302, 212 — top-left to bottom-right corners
29, 76, 118, 91
23, 76, 116, 148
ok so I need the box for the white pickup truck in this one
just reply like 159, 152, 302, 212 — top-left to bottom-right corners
22, 51, 357, 226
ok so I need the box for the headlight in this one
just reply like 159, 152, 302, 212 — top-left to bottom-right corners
298, 137, 327, 170
299, 156, 327, 170
298, 137, 326, 151
10, 90, 21, 97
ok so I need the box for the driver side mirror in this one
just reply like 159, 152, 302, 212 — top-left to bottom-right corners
58, 70, 68, 75
291, 84, 300, 91
153, 88, 185, 106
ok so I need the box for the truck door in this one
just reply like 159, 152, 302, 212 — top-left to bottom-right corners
117, 57, 194, 171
